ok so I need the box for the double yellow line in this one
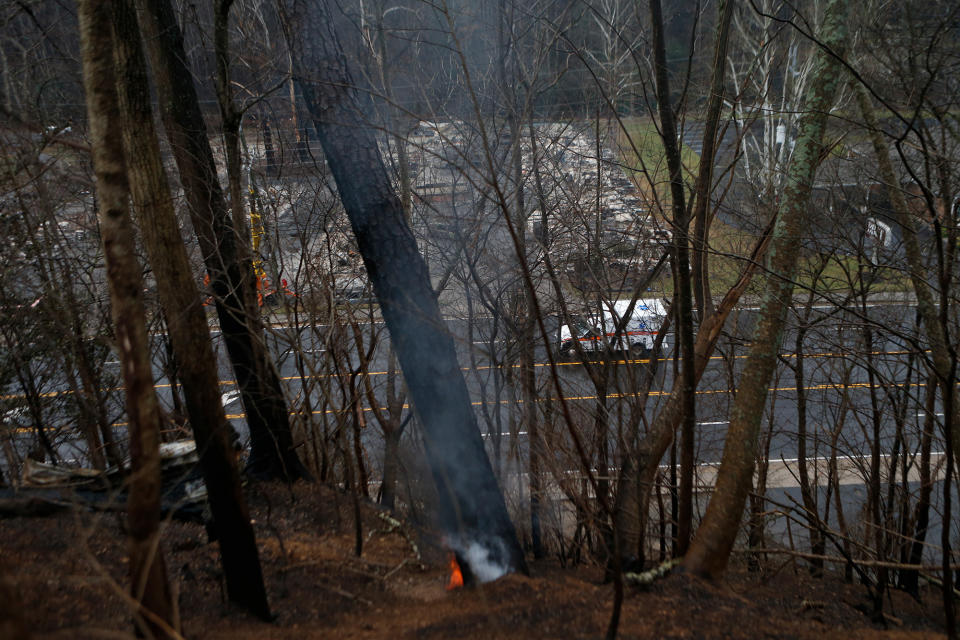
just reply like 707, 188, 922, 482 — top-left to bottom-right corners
2, 349, 926, 432
0, 348, 918, 402
240, 379, 920, 420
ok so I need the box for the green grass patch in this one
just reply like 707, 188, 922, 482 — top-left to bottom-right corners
617, 117, 700, 201
614, 118, 912, 303
795, 252, 911, 296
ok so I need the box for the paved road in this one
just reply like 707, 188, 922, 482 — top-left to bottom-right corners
222, 300, 933, 474
4, 299, 947, 560
3, 301, 935, 487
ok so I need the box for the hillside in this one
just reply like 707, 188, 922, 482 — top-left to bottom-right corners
0, 482, 947, 639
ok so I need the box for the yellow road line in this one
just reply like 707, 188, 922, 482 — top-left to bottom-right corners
14, 377, 927, 433
276, 349, 920, 380
0, 349, 925, 404
227, 377, 932, 420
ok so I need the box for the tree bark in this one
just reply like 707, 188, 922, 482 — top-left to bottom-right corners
613, 216, 774, 565
683, 0, 850, 578
902, 372, 936, 595
135, 0, 308, 481
281, 0, 526, 576
109, 0, 271, 618
648, 0, 696, 555
855, 83, 960, 468
77, 1, 175, 634
365, 350, 407, 513
690, 0, 734, 317
793, 320, 825, 572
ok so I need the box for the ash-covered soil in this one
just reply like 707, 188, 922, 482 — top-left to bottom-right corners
0, 482, 948, 639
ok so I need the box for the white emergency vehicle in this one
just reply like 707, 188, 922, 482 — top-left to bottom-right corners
559, 298, 667, 355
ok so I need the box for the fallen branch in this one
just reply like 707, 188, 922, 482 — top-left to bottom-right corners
315, 581, 373, 606
734, 547, 960, 571
370, 510, 422, 564
0, 492, 130, 518
0, 497, 79, 517
383, 558, 409, 581
624, 558, 682, 586
920, 573, 960, 599
0, 490, 203, 524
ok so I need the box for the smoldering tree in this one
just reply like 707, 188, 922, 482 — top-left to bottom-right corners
279, 0, 527, 577
5, 1, 959, 626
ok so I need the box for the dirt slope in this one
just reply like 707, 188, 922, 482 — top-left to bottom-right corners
0, 482, 947, 639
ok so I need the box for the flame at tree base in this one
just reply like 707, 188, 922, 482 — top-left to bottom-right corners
443, 538, 512, 589
446, 553, 464, 591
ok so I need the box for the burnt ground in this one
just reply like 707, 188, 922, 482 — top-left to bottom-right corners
0, 482, 948, 639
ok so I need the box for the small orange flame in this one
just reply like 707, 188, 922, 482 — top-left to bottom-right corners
446, 553, 464, 591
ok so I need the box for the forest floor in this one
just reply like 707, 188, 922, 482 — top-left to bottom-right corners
0, 481, 949, 639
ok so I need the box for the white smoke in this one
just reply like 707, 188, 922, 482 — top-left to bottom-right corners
456, 539, 509, 583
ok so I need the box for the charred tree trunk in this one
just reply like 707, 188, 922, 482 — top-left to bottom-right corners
861, 306, 889, 616
109, 0, 271, 618
683, 0, 849, 578
524, 331, 544, 559
62, 363, 106, 471
514, 141, 543, 560
282, 1, 526, 577
59, 272, 120, 469
77, 1, 174, 633
135, 0, 308, 481
260, 113, 277, 176
381, 426, 403, 512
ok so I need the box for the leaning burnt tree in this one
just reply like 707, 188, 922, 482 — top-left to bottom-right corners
133, 0, 308, 481
279, 0, 526, 577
